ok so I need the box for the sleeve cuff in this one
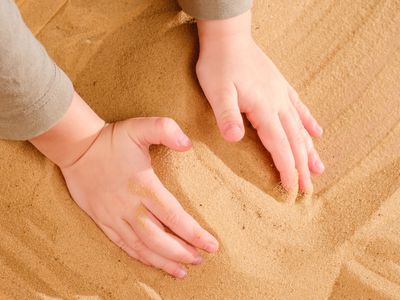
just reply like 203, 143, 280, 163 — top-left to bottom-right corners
177, 0, 253, 20
0, 64, 73, 141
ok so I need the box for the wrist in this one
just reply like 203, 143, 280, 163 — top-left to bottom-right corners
197, 9, 252, 50
30, 91, 105, 168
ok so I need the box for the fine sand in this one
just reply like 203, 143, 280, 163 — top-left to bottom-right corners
1, 0, 400, 299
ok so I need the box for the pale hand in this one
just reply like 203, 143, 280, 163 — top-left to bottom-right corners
31, 93, 219, 279
196, 10, 325, 193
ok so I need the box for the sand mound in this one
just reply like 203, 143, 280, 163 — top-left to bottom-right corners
0, 0, 399, 299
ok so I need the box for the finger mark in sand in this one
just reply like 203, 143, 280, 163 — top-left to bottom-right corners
38, 293, 101, 300
37, 293, 62, 300
137, 281, 162, 300
331, 258, 400, 299
74, 296, 102, 300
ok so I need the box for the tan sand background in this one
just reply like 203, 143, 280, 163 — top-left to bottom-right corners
0, 0, 399, 299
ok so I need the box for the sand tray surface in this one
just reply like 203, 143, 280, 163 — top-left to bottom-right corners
1, 0, 400, 299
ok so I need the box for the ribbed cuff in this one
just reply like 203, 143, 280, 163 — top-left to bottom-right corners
177, 0, 253, 20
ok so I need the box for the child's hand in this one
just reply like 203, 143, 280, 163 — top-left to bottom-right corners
31, 93, 218, 278
196, 10, 324, 193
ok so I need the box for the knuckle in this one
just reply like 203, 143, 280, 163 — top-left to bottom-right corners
148, 235, 164, 251
127, 239, 143, 252
252, 88, 266, 104
292, 98, 301, 108
219, 108, 240, 125
176, 251, 192, 263
294, 126, 306, 145
276, 134, 289, 149
164, 208, 182, 227
190, 227, 204, 246
216, 87, 236, 103
289, 88, 301, 105
304, 134, 314, 151
156, 117, 176, 133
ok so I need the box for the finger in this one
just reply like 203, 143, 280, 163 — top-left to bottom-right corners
139, 246, 188, 279
114, 219, 187, 278
132, 172, 219, 253
302, 130, 325, 174
204, 84, 244, 142
288, 86, 323, 137
99, 223, 149, 265
250, 112, 297, 190
124, 203, 203, 265
127, 117, 192, 151
279, 107, 313, 193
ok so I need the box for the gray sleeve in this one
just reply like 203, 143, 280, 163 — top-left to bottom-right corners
0, 0, 73, 140
177, 0, 253, 20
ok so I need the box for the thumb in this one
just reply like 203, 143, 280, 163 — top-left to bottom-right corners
128, 117, 192, 152
207, 84, 244, 142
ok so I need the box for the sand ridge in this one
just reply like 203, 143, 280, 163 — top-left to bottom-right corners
0, 0, 399, 299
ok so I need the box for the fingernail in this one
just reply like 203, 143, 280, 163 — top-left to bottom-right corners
224, 124, 243, 140
314, 159, 325, 173
314, 123, 323, 135
193, 255, 203, 265
176, 268, 187, 279
206, 241, 219, 253
178, 134, 191, 147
